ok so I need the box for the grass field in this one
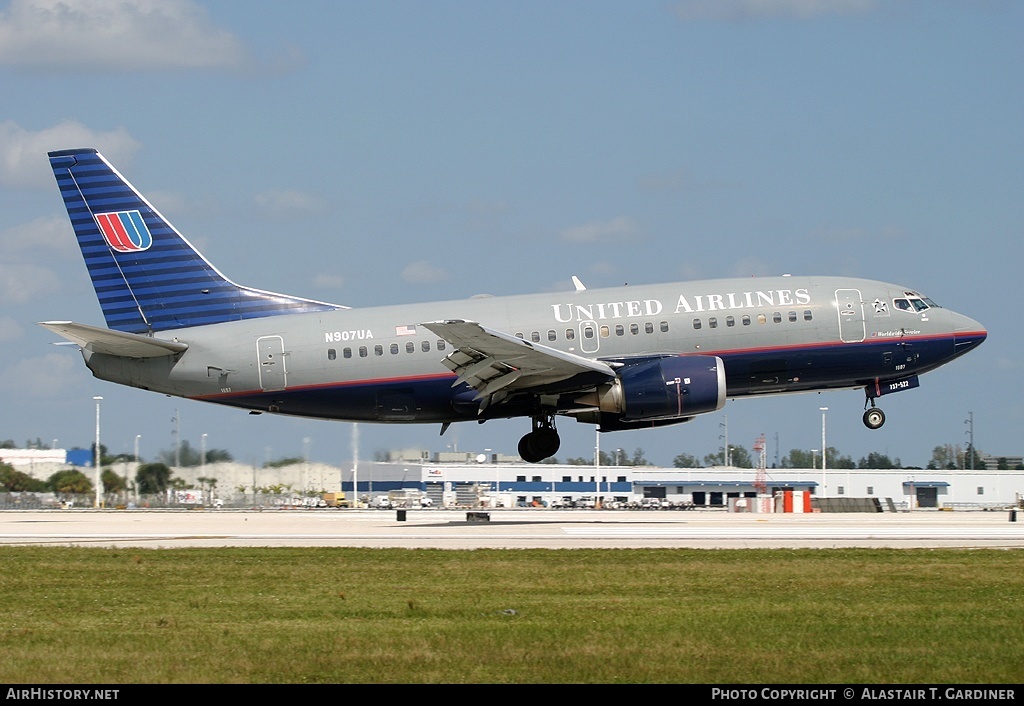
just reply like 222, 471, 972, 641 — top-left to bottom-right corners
0, 546, 1021, 684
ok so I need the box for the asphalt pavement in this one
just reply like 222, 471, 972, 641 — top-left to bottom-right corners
1, 507, 1022, 549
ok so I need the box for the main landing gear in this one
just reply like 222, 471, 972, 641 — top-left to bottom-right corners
863, 400, 886, 430
519, 414, 560, 463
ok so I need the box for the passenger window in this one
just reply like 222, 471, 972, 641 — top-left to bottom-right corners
726, 316, 735, 327
629, 323, 639, 335
390, 343, 399, 355
742, 315, 751, 326
773, 312, 782, 324
515, 332, 524, 339
600, 325, 610, 338
615, 324, 624, 336
660, 321, 669, 333
645, 322, 654, 334
583, 326, 594, 339
708, 317, 718, 329
757, 314, 767, 324
531, 331, 540, 343
421, 340, 430, 352
406, 341, 415, 353
804, 310, 812, 321
327, 348, 336, 360
789, 311, 797, 323
565, 328, 575, 341
374, 345, 383, 356
343, 348, 352, 359
547, 330, 557, 342
359, 346, 368, 358
437, 340, 446, 351
692, 318, 702, 330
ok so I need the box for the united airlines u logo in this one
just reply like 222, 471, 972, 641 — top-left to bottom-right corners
94, 210, 153, 252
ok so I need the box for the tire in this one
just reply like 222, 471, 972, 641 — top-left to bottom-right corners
863, 407, 885, 430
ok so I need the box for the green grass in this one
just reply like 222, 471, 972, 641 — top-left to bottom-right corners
0, 547, 1021, 683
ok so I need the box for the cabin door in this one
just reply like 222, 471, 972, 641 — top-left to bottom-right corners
257, 335, 287, 391
835, 289, 866, 343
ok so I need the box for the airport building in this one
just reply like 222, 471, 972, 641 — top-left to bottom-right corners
165, 454, 1021, 511
3, 447, 1022, 510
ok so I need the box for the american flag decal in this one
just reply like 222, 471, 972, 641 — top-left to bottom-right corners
95, 210, 153, 253
396, 325, 417, 336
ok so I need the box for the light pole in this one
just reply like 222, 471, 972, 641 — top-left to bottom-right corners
201, 433, 208, 503
352, 423, 359, 505
133, 434, 140, 505
819, 407, 828, 498
964, 412, 974, 470
303, 436, 311, 493
719, 415, 729, 466
93, 396, 103, 508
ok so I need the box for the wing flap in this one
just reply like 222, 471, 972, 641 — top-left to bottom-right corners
39, 321, 188, 358
422, 320, 615, 408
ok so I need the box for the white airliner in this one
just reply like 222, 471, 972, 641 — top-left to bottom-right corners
41, 149, 987, 462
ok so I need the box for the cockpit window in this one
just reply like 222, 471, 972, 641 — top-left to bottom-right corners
894, 292, 938, 313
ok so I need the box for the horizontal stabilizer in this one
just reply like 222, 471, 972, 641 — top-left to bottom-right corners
39, 321, 188, 358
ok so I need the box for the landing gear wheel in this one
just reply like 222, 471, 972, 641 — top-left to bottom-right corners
863, 407, 885, 430
518, 435, 540, 463
529, 427, 560, 459
518, 417, 561, 463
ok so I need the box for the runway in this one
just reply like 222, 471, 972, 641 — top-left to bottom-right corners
1, 508, 1022, 549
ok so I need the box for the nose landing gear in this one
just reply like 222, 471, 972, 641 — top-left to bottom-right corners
518, 414, 560, 463
863, 401, 886, 430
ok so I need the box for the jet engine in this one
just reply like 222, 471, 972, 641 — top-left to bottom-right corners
576, 355, 726, 423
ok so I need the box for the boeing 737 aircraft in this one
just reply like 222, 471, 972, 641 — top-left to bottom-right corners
41, 148, 987, 462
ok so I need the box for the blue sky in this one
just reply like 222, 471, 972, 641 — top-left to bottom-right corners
0, 0, 1019, 470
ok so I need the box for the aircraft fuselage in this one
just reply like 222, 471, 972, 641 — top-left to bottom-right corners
80, 275, 985, 426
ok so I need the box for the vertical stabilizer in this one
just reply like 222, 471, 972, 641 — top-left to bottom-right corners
49, 148, 342, 334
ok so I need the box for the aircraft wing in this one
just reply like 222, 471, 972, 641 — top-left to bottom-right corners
422, 319, 616, 409
39, 321, 189, 358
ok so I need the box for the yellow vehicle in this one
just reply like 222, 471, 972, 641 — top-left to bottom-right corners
321, 492, 350, 508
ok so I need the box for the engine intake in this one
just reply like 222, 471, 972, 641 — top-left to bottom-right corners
578, 355, 726, 421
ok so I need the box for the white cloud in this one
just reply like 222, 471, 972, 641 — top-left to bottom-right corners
401, 260, 448, 285
0, 216, 78, 257
0, 262, 62, 304
0, 316, 25, 343
560, 216, 640, 244
0, 351, 83, 398
0, 120, 141, 189
0, 0, 247, 70
673, 0, 877, 22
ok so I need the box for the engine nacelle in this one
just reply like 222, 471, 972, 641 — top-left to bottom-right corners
578, 355, 726, 422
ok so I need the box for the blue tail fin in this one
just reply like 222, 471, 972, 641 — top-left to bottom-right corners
49, 148, 342, 334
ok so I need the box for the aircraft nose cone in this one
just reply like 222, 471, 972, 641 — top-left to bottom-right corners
952, 311, 987, 354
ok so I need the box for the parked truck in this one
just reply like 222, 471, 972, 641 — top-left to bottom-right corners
321, 492, 350, 508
